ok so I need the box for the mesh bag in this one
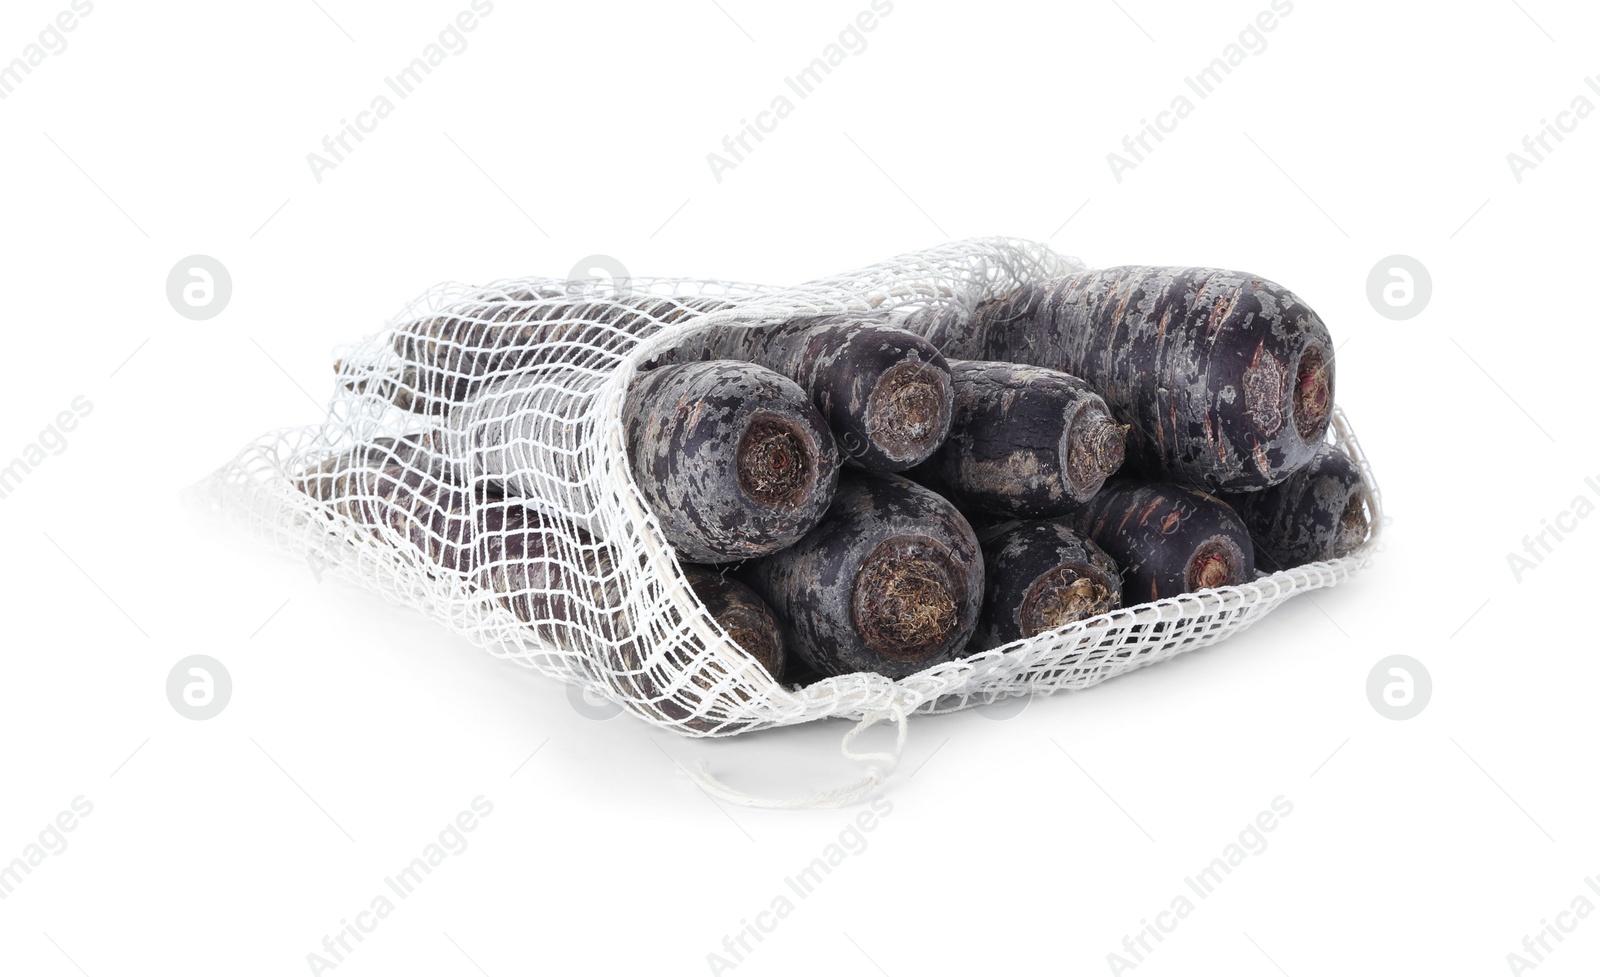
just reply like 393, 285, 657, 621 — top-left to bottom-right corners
202, 239, 1382, 806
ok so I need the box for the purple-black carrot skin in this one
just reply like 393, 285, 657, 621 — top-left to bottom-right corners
1065, 479, 1255, 605
778, 657, 832, 690
972, 520, 1122, 650
361, 294, 728, 415
972, 268, 1336, 492
650, 316, 955, 472
473, 503, 632, 642
476, 508, 750, 734
294, 446, 631, 647
297, 441, 629, 647
297, 448, 768, 733
622, 360, 839, 564
296, 436, 430, 505
746, 472, 983, 680
442, 364, 633, 537
912, 359, 1127, 518
476, 511, 776, 733
680, 565, 785, 681
1221, 444, 1369, 571
295, 437, 477, 568
897, 304, 989, 360
477, 509, 742, 732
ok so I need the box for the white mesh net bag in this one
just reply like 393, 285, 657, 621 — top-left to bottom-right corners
201, 238, 1382, 807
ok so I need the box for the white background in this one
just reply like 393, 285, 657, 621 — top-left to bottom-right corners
1, 0, 1596, 974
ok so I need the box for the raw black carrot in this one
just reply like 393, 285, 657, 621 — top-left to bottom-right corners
950, 267, 1335, 492
650, 315, 954, 472
476, 508, 779, 733
746, 472, 983, 680
297, 440, 639, 652
777, 657, 831, 690
895, 303, 988, 360
352, 293, 729, 415
1221, 443, 1369, 571
472, 502, 631, 645
680, 565, 785, 681
448, 360, 839, 564
1065, 479, 1256, 604
294, 436, 475, 568
911, 359, 1127, 518
620, 361, 840, 563
297, 447, 781, 732
972, 520, 1122, 650
295, 436, 439, 506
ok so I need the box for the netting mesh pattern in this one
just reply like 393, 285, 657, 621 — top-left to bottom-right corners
202, 239, 1381, 738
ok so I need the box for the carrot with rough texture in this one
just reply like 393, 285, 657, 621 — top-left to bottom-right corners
650, 315, 954, 472
295, 435, 473, 569
295, 442, 632, 648
472, 502, 636, 656
911, 268, 1335, 492
297, 445, 783, 732
1065, 479, 1255, 604
448, 360, 839, 564
972, 520, 1122, 649
352, 293, 728, 415
1221, 444, 1369, 571
476, 511, 781, 731
746, 472, 983, 679
680, 565, 785, 682
910, 359, 1127, 517
896, 303, 987, 360
620, 361, 839, 563
295, 435, 432, 508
